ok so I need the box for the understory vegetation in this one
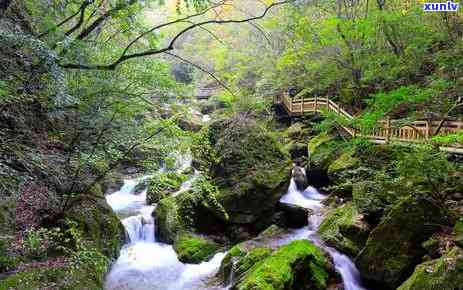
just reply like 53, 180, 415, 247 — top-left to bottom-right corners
0, 0, 462, 289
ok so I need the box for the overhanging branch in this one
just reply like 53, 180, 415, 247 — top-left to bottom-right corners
59, 0, 292, 70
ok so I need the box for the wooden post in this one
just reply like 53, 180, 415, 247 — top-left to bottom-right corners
289, 94, 293, 112
314, 96, 318, 111
385, 117, 391, 144
301, 96, 304, 113
425, 120, 430, 140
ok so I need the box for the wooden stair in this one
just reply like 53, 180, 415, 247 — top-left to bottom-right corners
274, 93, 463, 154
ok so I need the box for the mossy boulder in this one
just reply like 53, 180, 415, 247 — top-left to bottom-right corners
307, 133, 336, 170
397, 247, 463, 290
218, 225, 291, 284
173, 233, 221, 264
327, 151, 358, 176
154, 196, 181, 243
285, 141, 308, 159
177, 114, 203, 132
146, 172, 188, 204
318, 202, 369, 257
236, 240, 330, 290
220, 245, 273, 286
65, 196, 125, 259
355, 195, 454, 289
193, 116, 291, 233
285, 122, 307, 140
154, 177, 228, 243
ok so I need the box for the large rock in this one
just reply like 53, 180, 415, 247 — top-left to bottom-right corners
66, 194, 125, 259
146, 172, 188, 204
277, 202, 310, 228
177, 114, 203, 132
291, 166, 307, 191
236, 240, 330, 290
318, 202, 369, 257
154, 196, 182, 243
173, 232, 221, 264
154, 178, 228, 244
192, 116, 291, 235
397, 247, 463, 290
355, 195, 454, 289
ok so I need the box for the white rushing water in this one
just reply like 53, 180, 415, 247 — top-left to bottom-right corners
105, 169, 225, 290
279, 167, 367, 290
105, 159, 365, 290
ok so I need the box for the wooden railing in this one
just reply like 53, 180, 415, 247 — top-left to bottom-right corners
274, 93, 463, 153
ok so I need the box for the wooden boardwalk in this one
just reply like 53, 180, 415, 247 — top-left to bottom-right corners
274, 93, 463, 154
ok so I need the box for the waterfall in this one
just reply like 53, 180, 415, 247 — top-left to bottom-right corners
279, 166, 367, 290
105, 159, 226, 290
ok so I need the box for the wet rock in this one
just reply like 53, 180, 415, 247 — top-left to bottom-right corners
236, 240, 330, 290
397, 247, 463, 290
318, 202, 369, 257
355, 195, 455, 289
177, 114, 203, 132
277, 202, 310, 228
292, 166, 307, 191
173, 233, 221, 264
66, 196, 126, 260
193, 116, 291, 235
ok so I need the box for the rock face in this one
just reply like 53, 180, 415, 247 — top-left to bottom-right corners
277, 202, 310, 228
177, 114, 203, 132
146, 172, 187, 204
291, 166, 307, 191
355, 195, 453, 289
397, 247, 463, 290
236, 240, 330, 290
192, 116, 292, 237
173, 233, 221, 264
66, 196, 126, 259
318, 202, 369, 257
154, 197, 182, 243
154, 177, 228, 244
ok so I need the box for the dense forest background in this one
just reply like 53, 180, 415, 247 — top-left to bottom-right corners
0, 0, 462, 289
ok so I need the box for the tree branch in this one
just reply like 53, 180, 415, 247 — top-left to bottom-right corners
60, 0, 292, 70
38, 1, 93, 38
164, 51, 236, 97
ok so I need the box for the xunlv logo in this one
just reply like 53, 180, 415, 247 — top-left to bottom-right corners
423, 1, 460, 11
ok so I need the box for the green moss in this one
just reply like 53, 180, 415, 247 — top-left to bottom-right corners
234, 247, 272, 281
193, 116, 292, 228
453, 218, 463, 248
155, 197, 182, 243
327, 151, 358, 174
318, 202, 369, 257
307, 133, 333, 154
173, 233, 221, 264
237, 240, 329, 290
146, 172, 188, 204
0, 266, 102, 290
397, 247, 463, 290
356, 195, 454, 288
66, 198, 125, 259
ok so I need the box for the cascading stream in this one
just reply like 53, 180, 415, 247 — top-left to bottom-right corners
104, 160, 226, 290
104, 158, 365, 290
279, 167, 367, 290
